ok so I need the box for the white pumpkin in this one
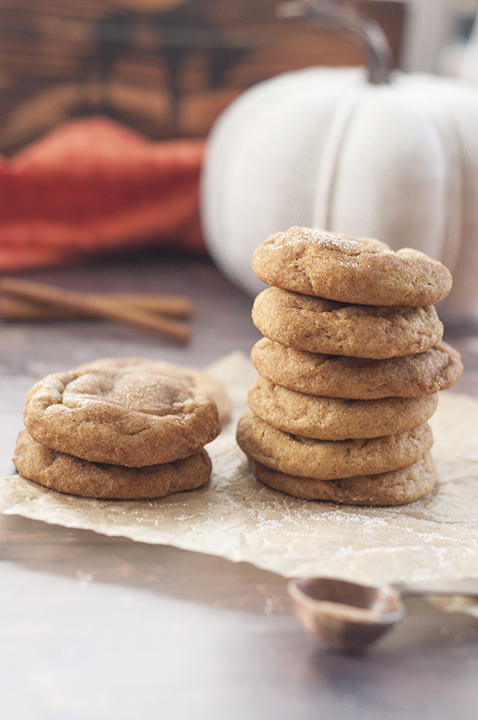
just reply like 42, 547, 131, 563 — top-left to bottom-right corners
201, 65, 478, 319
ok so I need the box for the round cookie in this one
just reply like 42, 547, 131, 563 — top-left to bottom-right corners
252, 288, 443, 359
247, 376, 438, 440
74, 356, 232, 421
252, 227, 452, 306
236, 410, 433, 480
251, 338, 463, 399
249, 453, 437, 506
13, 430, 212, 500
23, 366, 220, 467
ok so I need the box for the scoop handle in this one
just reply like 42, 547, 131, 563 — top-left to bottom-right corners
393, 577, 478, 599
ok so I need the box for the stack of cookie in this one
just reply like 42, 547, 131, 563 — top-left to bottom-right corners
14, 358, 227, 500
236, 227, 463, 506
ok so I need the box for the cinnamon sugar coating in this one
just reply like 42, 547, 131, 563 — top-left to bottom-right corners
252, 227, 452, 306
74, 356, 232, 421
247, 376, 438, 440
251, 338, 463, 398
236, 410, 433, 480
249, 453, 437, 505
14, 429, 212, 499
252, 288, 443, 359
23, 366, 220, 466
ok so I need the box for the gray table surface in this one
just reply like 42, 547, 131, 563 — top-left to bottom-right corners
1, 251, 478, 720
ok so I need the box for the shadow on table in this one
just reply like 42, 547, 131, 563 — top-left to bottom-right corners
2, 513, 478, 652
0, 513, 289, 615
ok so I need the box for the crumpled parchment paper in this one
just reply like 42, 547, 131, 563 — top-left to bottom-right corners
1, 351, 478, 587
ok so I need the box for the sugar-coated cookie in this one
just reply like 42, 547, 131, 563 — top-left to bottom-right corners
247, 376, 438, 440
74, 356, 232, 421
252, 288, 443, 359
24, 366, 220, 467
236, 410, 433, 480
13, 430, 212, 499
252, 227, 452, 306
249, 453, 437, 505
250, 338, 463, 398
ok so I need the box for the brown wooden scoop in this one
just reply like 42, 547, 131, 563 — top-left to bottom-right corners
288, 576, 478, 651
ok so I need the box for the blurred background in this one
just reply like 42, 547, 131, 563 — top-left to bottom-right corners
0, 0, 475, 154
1, 0, 478, 317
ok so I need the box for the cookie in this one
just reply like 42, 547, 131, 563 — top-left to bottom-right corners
252, 288, 443, 359
74, 356, 232, 421
251, 338, 463, 399
249, 453, 437, 506
252, 227, 452, 306
247, 376, 438, 440
23, 366, 220, 467
236, 411, 433, 480
13, 430, 212, 500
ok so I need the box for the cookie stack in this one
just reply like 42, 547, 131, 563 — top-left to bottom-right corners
236, 227, 463, 506
14, 358, 226, 499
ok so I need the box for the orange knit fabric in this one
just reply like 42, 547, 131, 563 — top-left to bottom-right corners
0, 117, 206, 271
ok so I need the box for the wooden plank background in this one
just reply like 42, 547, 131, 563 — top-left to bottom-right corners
0, 0, 406, 153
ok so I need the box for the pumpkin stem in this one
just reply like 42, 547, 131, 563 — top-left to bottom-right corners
276, 0, 393, 85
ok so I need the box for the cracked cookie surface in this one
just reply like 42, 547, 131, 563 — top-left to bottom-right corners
23, 366, 220, 466
252, 227, 452, 306
14, 429, 212, 499
252, 288, 443, 359
74, 356, 232, 421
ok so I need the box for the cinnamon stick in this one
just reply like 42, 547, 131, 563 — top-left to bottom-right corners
0, 292, 192, 321
0, 278, 190, 344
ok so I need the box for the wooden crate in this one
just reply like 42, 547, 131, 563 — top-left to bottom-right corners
0, 0, 406, 153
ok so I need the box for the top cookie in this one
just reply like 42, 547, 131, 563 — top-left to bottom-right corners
74, 357, 232, 421
23, 366, 220, 466
252, 227, 452, 306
